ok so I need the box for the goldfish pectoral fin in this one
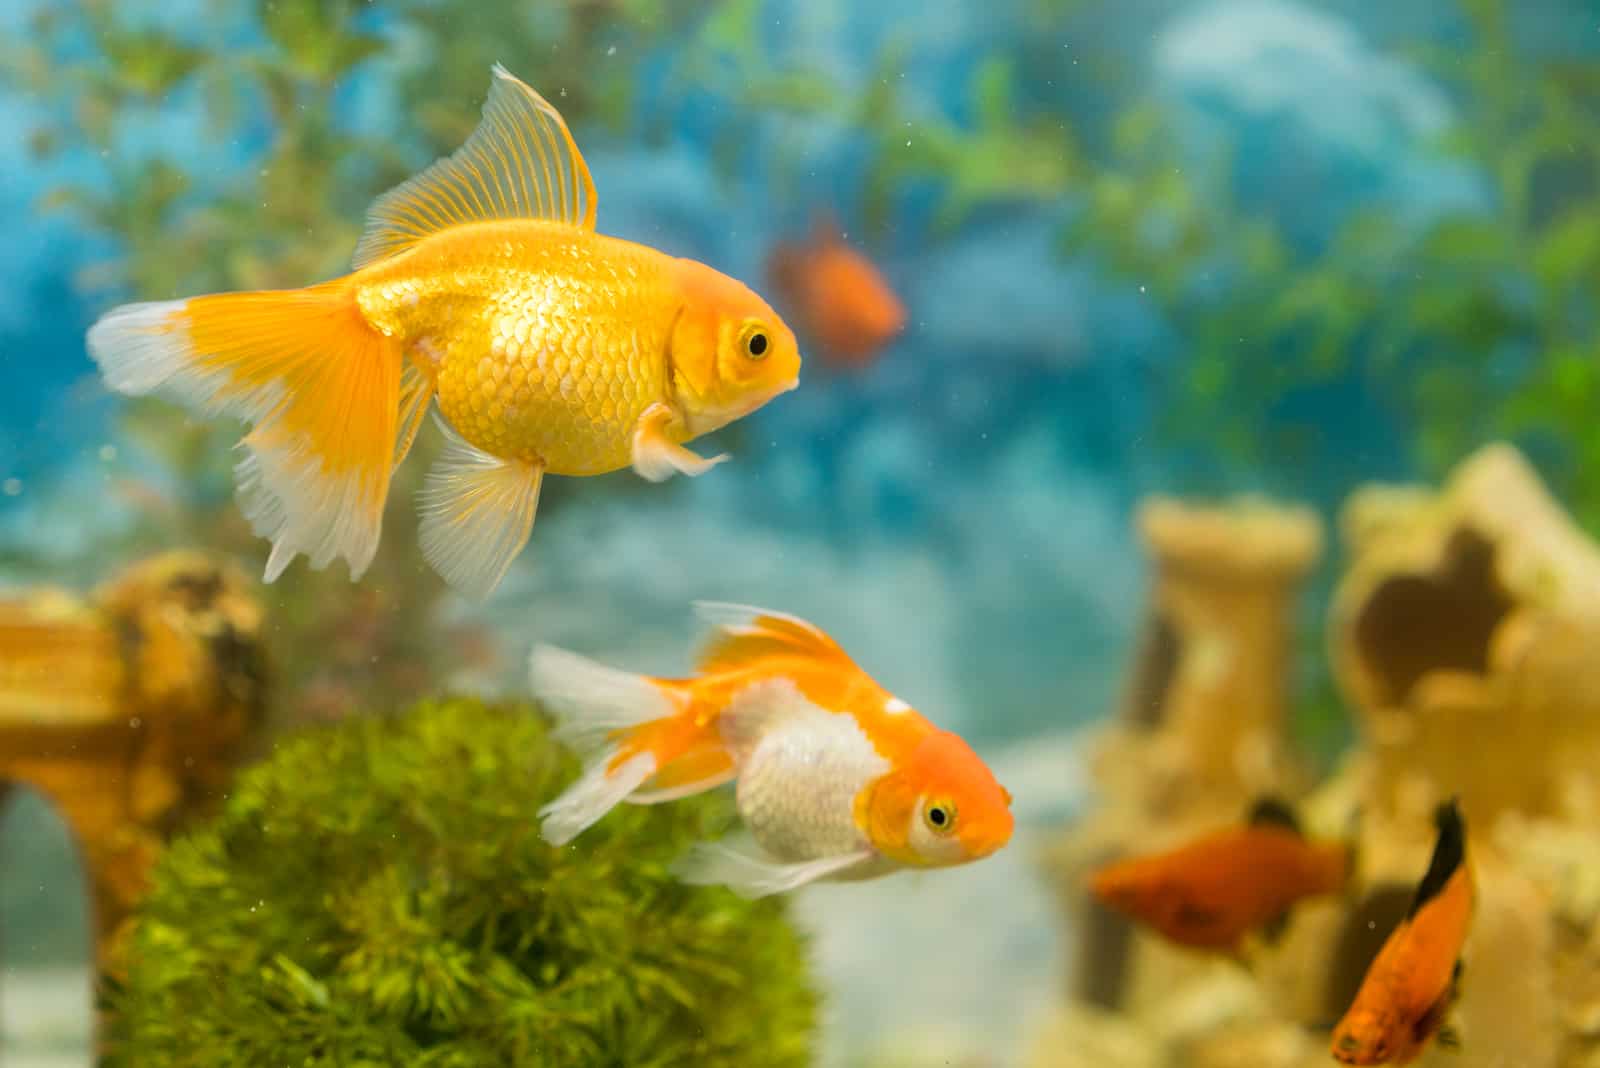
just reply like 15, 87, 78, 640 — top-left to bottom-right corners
630, 403, 728, 482
88, 287, 402, 584
538, 750, 657, 847
393, 362, 436, 470
353, 64, 595, 269
417, 414, 542, 599
672, 835, 873, 898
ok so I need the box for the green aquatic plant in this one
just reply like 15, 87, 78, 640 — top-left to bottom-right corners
104, 696, 819, 1068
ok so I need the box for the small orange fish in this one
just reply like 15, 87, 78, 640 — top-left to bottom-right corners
766, 216, 905, 368
88, 66, 801, 599
529, 602, 1014, 897
1089, 798, 1351, 954
1332, 800, 1474, 1065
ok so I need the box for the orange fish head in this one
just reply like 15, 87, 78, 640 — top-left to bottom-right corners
667, 258, 801, 437
1330, 1006, 1406, 1065
861, 729, 1014, 868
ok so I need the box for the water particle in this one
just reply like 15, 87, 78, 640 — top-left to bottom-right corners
129, 717, 142, 729
606, 45, 616, 56
98, 444, 117, 462
1, 478, 19, 496
1139, 285, 1147, 294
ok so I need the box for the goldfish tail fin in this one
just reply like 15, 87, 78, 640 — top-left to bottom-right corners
530, 644, 688, 845
87, 285, 402, 582
417, 414, 542, 599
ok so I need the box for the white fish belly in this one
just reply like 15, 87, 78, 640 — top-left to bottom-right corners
725, 687, 890, 863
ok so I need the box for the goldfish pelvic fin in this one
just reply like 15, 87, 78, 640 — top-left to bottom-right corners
353, 64, 596, 269
692, 601, 850, 674
630, 402, 727, 482
88, 288, 402, 582
1248, 796, 1302, 834
672, 833, 874, 898
393, 362, 435, 469
417, 414, 542, 599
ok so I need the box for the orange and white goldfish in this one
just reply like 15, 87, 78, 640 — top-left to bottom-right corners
87, 66, 801, 599
766, 216, 905, 369
1089, 798, 1352, 955
529, 602, 1014, 896
1332, 800, 1474, 1066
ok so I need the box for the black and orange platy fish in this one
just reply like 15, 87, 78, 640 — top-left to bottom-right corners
1088, 798, 1353, 956
1331, 799, 1474, 1066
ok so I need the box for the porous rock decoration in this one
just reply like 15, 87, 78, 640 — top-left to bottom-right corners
0, 551, 266, 972
1032, 443, 1600, 1068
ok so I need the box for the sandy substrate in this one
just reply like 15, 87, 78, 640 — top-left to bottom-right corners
0, 966, 92, 1068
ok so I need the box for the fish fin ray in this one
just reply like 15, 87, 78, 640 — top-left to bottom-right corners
691, 600, 850, 673
672, 834, 872, 897
393, 362, 434, 469
538, 750, 655, 846
88, 288, 401, 582
417, 413, 541, 599
353, 63, 596, 269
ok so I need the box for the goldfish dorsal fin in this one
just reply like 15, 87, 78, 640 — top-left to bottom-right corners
1409, 798, 1467, 918
691, 601, 849, 672
352, 64, 597, 269
1248, 797, 1302, 835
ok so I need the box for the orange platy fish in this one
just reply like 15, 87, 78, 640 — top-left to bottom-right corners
529, 602, 1014, 897
1089, 798, 1351, 954
766, 216, 905, 368
87, 66, 801, 599
1331, 800, 1474, 1065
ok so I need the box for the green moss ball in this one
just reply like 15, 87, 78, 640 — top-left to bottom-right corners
105, 697, 818, 1067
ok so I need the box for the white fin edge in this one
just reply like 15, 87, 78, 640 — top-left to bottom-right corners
528, 643, 677, 758
417, 413, 542, 600
539, 750, 656, 846
672, 834, 874, 898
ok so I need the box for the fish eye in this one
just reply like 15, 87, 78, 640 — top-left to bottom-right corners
923, 800, 956, 835
739, 323, 770, 360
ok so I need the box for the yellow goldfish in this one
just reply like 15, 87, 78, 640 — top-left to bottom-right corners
87, 66, 802, 598
530, 602, 1015, 897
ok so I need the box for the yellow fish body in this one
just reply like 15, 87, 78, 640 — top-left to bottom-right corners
87, 66, 802, 598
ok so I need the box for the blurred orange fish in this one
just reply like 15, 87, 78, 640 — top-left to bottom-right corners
1089, 798, 1352, 955
88, 66, 801, 600
1332, 800, 1473, 1065
766, 216, 905, 369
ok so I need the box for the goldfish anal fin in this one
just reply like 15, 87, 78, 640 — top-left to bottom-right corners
393, 362, 435, 470
627, 744, 737, 804
1248, 796, 1302, 835
89, 288, 402, 582
417, 413, 542, 599
1409, 798, 1467, 919
691, 601, 850, 673
352, 63, 597, 269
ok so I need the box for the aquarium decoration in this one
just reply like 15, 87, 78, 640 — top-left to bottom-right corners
104, 696, 818, 1068
0, 551, 265, 972
1035, 443, 1600, 1068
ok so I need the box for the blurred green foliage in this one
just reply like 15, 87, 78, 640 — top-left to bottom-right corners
105, 696, 818, 1068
